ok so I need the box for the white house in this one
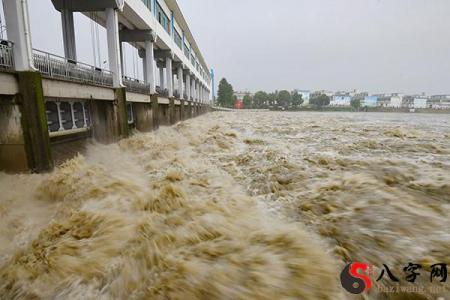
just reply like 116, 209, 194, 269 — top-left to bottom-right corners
413, 98, 427, 109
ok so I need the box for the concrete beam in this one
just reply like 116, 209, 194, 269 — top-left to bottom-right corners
119, 29, 156, 43
42, 79, 115, 100
154, 50, 173, 60
51, 0, 124, 12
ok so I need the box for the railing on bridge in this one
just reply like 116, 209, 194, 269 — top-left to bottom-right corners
33, 49, 113, 87
1, 44, 183, 98
0, 40, 14, 71
122, 76, 150, 94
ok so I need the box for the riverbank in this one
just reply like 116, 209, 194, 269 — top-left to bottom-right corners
271, 106, 450, 114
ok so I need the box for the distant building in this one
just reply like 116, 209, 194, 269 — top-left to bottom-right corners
331, 95, 351, 106
413, 98, 427, 109
429, 95, 450, 109
389, 96, 403, 108
362, 95, 378, 107
375, 93, 403, 108
296, 90, 311, 105
314, 90, 334, 97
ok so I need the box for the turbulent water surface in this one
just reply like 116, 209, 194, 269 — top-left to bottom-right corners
0, 111, 449, 300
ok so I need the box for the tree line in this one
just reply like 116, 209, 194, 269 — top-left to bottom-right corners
216, 78, 333, 109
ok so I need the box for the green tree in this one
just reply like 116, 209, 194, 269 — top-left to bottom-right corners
243, 94, 253, 109
351, 98, 361, 110
217, 78, 234, 107
253, 91, 269, 108
310, 94, 331, 108
291, 91, 304, 108
277, 90, 292, 108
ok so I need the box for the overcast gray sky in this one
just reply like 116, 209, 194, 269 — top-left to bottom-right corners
2, 0, 449, 95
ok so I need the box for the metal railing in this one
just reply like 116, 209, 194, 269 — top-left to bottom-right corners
123, 76, 150, 94
0, 40, 14, 70
32, 49, 113, 87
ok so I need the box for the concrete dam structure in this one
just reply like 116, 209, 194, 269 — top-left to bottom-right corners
0, 0, 212, 173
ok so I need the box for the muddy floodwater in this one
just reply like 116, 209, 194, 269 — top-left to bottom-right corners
0, 111, 449, 300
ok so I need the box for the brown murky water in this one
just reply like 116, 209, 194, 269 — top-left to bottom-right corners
0, 111, 449, 299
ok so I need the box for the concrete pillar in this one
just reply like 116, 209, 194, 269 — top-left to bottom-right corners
61, 9, 77, 61
180, 99, 185, 120
201, 85, 204, 103
145, 41, 156, 94
187, 100, 192, 119
114, 88, 129, 139
140, 49, 147, 82
166, 57, 173, 98
192, 78, 196, 101
186, 72, 191, 101
17, 72, 53, 172
151, 94, 159, 129
196, 80, 199, 102
3, 0, 35, 71
168, 98, 175, 124
159, 67, 165, 90
105, 8, 123, 87
177, 66, 183, 99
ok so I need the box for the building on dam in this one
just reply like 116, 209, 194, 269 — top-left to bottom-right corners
0, 0, 212, 173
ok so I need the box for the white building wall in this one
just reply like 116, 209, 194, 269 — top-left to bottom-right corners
414, 98, 427, 109
389, 96, 402, 108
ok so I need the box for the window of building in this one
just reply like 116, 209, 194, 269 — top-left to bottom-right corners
141, 0, 151, 11
184, 43, 190, 58
156, 2, 171, 34
174, 30, 182, 49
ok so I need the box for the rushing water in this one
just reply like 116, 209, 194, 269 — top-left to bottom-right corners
0, 111, 449, 300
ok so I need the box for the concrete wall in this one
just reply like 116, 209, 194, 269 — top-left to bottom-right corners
90, 99, 120, 144
158, 103, 170, 126
0, 72, 207, 173
133, 102, 154, 132
0, 95, 28, 172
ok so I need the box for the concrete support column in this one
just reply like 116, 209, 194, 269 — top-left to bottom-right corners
180, 99, 185, 120
192, 78, 196, 102
196, 80, 200, 102
166, 57, 173, 98
61, 9, 77, 61
159, 67, 165, 90
169, 98, 175, 124
187, 100, 192, 118
17, 72, 53, 172
114, 88, 129, 139
141, 49, 147, 82
105, 8, 123, 87
186, 72, 191, 101
201, 85, 204, 103
177, 66, 183, 99
145, 41, 156, 94
151, 94, 159, 130
3, 0, 34, 71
